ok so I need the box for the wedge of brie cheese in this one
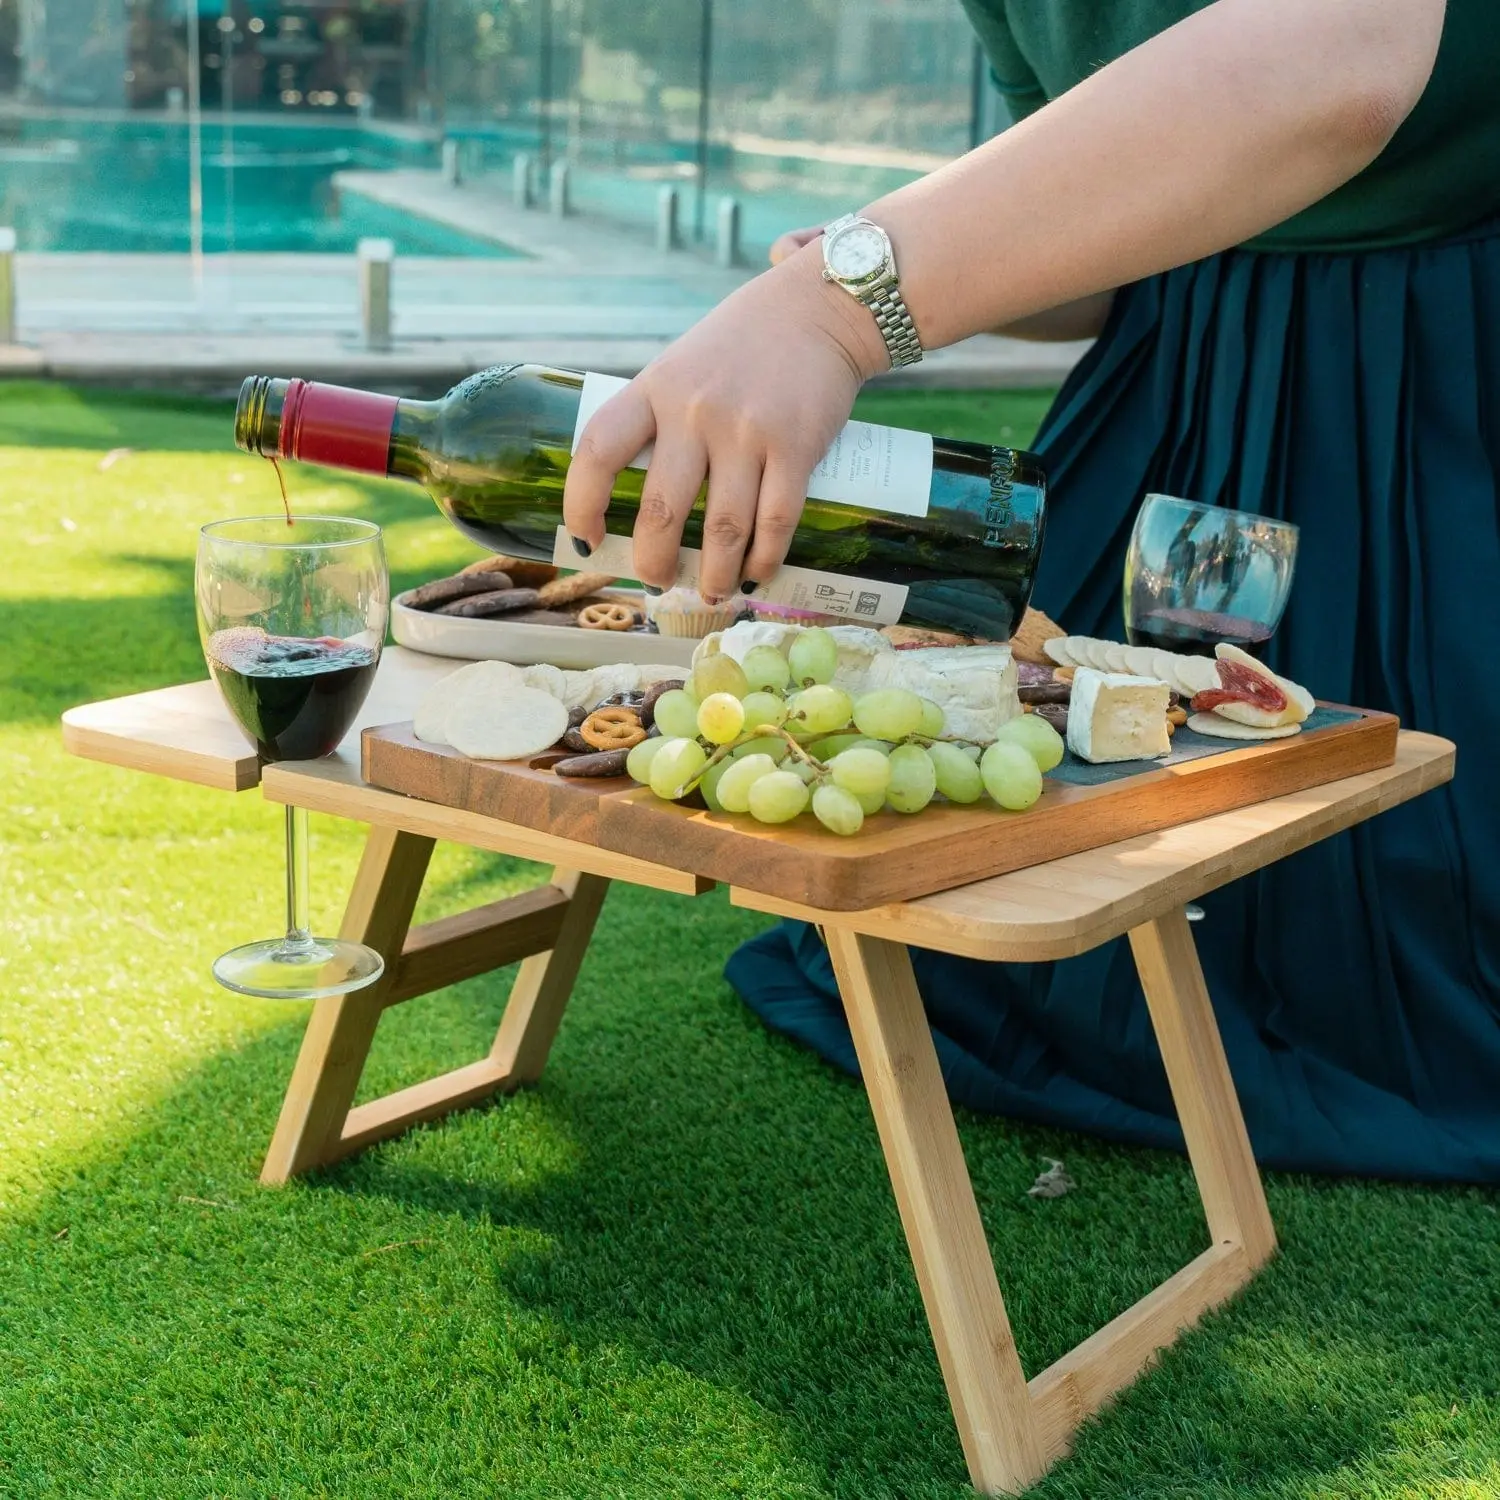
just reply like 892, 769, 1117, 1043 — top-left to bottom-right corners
696, 621, 893, 686
1066, 669, 1172, 763
860, 645, 1021, 744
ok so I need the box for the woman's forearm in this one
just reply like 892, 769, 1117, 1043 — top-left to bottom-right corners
832, 0, 1444, 369
991, 291, 1116, 342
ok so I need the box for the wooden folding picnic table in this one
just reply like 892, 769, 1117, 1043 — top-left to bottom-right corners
63, 645, 1455, 1496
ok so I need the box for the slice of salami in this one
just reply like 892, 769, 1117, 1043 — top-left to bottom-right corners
1192, 658, 1288, 718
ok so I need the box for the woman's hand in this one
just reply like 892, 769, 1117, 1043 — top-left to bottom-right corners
562, 243, 887, 600
768, 224, 824, 266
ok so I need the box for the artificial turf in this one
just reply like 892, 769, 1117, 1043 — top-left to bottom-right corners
0, 379, 1496, 1499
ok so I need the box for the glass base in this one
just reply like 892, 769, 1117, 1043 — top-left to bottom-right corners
212, 935, 385, 1000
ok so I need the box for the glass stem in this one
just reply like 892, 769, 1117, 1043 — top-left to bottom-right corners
284, 803, 313, 950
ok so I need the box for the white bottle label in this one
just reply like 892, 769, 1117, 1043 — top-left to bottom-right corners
550, 528, 909, 627
570, 371, 933, 518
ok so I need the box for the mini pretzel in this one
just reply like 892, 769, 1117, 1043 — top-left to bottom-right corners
580, 707, 646, 750
579, 602, 636, 631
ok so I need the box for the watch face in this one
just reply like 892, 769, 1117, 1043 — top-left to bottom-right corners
828, 224, 887, 281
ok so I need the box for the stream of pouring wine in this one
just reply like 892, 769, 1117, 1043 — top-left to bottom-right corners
269, 457, 292, 525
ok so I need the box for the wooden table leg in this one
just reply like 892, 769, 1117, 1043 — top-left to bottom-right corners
261, 826, 434, 1184
1129, 907, 1276, 1267
824, 928, 1046, 1497
261, 819, 611, 1184
826, 913, 1278, 1495
490, 869, 610, 1083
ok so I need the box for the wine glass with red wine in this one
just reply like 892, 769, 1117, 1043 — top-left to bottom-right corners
1124, 494, 1298, 658
196, 516, 388, 999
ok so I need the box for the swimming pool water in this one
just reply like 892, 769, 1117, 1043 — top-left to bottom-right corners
0, 118, 520, 256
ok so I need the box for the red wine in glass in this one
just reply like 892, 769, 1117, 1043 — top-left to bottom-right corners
207, 629, 379, 761
1127, 607, 1273, 660
196, 515, 389, 1001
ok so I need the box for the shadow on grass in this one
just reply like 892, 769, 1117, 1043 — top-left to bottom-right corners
2, 888, 1495, 1497
0, 481, 467, 729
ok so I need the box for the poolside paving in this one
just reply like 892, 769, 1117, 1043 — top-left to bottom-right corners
0, 168, 1089, 395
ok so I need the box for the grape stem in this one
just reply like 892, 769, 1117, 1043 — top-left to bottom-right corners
675, 724, 831, 798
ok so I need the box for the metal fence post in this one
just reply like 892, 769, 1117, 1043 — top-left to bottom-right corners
0, 228, 14, 344
357, 237, 394, 352
655, 185, 680, 252
441, 138, 462, 186
549, 159, 571, 217
513, 152, 535, 208
714, 196, 741, 268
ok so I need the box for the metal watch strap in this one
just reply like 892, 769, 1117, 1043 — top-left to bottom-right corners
864, 281, 924, 369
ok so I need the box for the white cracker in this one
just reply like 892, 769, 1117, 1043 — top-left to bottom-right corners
1212, 699, 1294, 729
1043, 636, 1076, 667
1173, 654, 1223, 698
1079, 637, 1112, 671
1186, 712, 1301, 741
1214, 642, 1314, 724
413, 660, 523, 745
1149, 649, 1187, 692
521, 661, 568, 700
1103, 642, 1134, 673
446, 686, 569, 760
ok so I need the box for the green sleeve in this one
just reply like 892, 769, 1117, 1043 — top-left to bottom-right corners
956, 0, 1047, 122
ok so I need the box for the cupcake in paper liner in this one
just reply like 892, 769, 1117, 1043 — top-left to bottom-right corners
646, 586, 745, 638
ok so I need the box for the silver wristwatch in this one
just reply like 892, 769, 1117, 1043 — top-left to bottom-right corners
820, 213, 923, 370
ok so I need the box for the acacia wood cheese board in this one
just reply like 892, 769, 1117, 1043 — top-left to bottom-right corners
361, 705, 1399, 911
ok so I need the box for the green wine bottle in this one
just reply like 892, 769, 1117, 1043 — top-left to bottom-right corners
234, 363, 1048, 638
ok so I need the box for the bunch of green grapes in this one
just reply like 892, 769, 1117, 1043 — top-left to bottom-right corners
624, 626, 1067, 835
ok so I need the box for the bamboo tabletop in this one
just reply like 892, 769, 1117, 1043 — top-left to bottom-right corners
60, 646, 1456, 957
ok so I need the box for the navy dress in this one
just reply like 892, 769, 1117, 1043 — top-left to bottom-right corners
727, 217, 1500, 1183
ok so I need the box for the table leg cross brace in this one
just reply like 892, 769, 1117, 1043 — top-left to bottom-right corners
260, 824, 608, 1185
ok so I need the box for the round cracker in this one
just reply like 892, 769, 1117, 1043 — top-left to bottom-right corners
413, 660, 524, 745
1211, 699, 1294, 729
1173, 654, 1223, 697
1103, 642, 1134, 673
1043, 636, 1075, 667
1186, 712, 1301, 741
521, 662, 568, 700
447, 686, 569, 761
1149, 649, 1188, 693
1210, 642, 1313, 725
1071, 637, 1104, 671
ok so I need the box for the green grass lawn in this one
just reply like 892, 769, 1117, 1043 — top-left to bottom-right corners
1, 380, 1496, 1499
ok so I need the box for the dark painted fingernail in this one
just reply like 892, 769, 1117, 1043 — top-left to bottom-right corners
702, 595, 722, 607
741, 579, 759, 595
643, 584, 663, 597
570, 535, 592, 558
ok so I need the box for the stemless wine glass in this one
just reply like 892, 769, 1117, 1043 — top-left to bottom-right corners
1123, 495, 1299, 658
1123, 495, 1298, 923
196, 516, 389, 999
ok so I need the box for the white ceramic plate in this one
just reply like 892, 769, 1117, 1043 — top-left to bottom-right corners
391, 590, 698, 670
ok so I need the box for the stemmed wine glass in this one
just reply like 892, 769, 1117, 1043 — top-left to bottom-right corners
1123, 495, 1299, 921
1124, 494, 1299, 658
196, 516, 389, 999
